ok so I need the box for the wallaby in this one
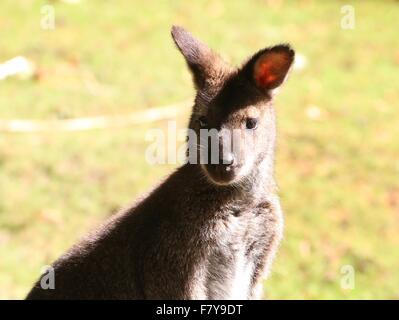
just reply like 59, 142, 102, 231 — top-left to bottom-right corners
26, 26, 294, 300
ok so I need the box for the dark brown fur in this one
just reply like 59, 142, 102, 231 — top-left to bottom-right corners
26, 26, 294, 300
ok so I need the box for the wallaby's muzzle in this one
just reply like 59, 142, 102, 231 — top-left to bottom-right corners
199, 128, 246, 185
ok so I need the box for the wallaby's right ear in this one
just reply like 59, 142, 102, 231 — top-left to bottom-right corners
171, 25, 224, 90
241, 44, 295, 94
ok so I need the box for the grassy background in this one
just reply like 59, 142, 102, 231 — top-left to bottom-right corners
1, 0, 399, 299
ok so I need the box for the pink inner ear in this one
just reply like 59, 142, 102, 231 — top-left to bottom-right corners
254, 52, 288, 89
254, 61, 278, 88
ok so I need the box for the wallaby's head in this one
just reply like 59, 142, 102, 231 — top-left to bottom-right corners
171, 26, 294, 186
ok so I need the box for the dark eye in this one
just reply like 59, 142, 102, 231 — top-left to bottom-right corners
198, 116, 208, 128
246, 118, 258, 130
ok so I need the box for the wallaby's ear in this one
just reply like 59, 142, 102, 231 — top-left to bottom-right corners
171, 25, 224, 89
242, 44, 295, 93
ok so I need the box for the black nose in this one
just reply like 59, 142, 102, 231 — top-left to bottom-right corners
220, 152, 235, 166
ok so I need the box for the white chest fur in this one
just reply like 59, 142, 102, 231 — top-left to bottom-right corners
203, 214, 258, 300
227, 247, 254, 299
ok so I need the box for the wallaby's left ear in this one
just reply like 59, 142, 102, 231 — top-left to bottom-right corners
242, 44, 295, 93
171, 25, 227, 90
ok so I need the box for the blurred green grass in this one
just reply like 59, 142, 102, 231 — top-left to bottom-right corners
1, 0, 399, 299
